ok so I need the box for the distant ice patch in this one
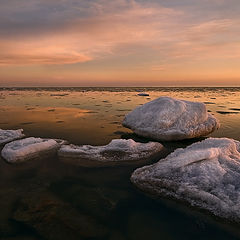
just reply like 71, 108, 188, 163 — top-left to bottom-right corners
0, 129, 25, 146
50, 93, 69, 97
58, 139, 164, 167
131, 138, 240, 221
137, 93, 149, 96
123, 96, 219, 141
1, 137, 61, 163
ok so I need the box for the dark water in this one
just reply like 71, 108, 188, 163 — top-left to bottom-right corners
1, 87, 240, 240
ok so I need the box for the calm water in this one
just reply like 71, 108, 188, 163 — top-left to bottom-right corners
1, 87, 240, 240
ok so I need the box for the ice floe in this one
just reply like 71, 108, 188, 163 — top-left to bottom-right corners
123, 96, 219, 141
1, 137, 62, 163
0, 129, 25, 146
217, 111, 239, 115
137, 93, 149, 96
50, 93, 69, 96
58, 139, 164, 167
131, 138, 240, 221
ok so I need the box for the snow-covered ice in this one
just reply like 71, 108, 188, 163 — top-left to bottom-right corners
58, 139, 164, 167
131, 138, 240, 221
1, 137, 61, 163
0, 129, 25, 146
123, 97, 219, 141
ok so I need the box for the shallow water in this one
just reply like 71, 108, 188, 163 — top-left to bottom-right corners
1, 87, 240, 240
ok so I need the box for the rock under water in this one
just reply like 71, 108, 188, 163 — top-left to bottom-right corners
131, 138, 240, 222
12, 191, 108, 240
58, 139, 164, 167
123, 97, 219, 141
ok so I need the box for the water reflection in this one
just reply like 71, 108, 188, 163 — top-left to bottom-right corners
1, 88, 240, 143
0, 105, 131, 145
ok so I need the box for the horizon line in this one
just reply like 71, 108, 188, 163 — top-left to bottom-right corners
1, 86, 240, 88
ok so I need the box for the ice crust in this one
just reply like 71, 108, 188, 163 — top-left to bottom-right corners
1, 137, 60, 163
58, 139, 164, 167
0, 129, 25, 146
123, 97, 219, 141
131, 138, 240, 221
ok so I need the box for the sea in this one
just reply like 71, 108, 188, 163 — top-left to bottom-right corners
1, 87, 240, 240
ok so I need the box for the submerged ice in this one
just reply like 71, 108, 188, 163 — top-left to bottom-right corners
131, 138, 240, 221
58, 139, 164, 167
123, 97, 219, 141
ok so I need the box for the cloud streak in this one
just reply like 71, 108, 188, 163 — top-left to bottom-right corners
0, 54, 91, 65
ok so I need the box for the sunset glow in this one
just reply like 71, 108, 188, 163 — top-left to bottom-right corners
0, 0, 240, 86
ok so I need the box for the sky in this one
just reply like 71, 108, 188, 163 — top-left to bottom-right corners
0, 0, 240, 86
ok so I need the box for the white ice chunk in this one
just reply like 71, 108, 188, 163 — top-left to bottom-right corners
131, 138, 240, 221
1, 137, 61, 163
58, 139, 164, 167
0, 129, 25, 146
123, 96, 219, 141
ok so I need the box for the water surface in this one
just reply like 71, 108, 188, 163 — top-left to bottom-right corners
1, 87, 240, 240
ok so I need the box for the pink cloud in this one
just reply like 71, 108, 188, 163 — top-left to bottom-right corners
0, 1, 182, 65
0, 0, 239, 68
